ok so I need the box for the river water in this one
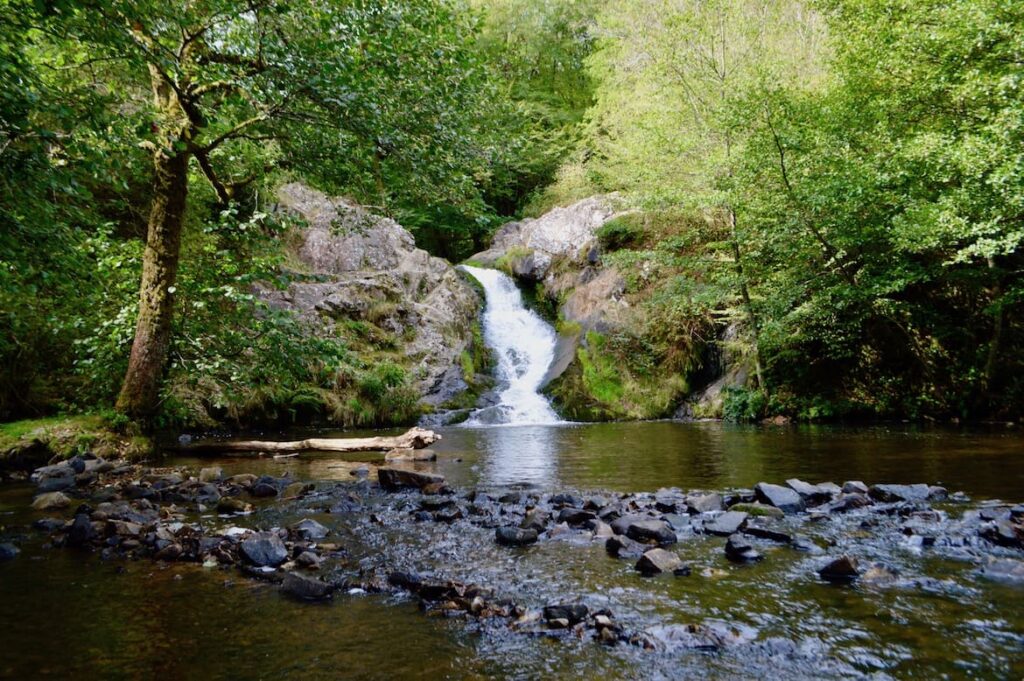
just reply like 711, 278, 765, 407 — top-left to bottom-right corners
1, 422, 1022, 679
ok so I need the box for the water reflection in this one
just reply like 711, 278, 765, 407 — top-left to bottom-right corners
473, 424, 562, 487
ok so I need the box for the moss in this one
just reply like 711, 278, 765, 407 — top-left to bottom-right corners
729, 503, 785, 518
0, 414, 153, 470
494, 246, 534, 276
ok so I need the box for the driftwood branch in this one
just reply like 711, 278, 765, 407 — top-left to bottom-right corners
184, 427, 441, 454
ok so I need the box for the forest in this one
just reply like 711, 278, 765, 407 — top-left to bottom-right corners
1, 0, 1021, 440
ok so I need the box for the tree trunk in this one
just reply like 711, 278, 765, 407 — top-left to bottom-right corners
181, 427, 442, 454
727, 207, 766, 393
115, 149, 189, 418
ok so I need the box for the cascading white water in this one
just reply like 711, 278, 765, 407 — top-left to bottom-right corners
460, 266, 563, 426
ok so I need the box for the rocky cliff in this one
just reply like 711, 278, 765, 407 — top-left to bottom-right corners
257, 183, 484, 408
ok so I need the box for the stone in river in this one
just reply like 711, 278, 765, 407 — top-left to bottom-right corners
548, 493, 580, 508
728, 502, 784, 518
842, 481, 869, 494
241, 531, 288, 567
281, 571, 335, 601
37, 474, 75, 493
625, 519, 677, 546
742, 524, 792, 543
635, 548, 686, 576
724, 536, 763, 563
250, 482, 279, 498
543, 603, 588, 625
979, 556, 1024, 582
830, 494, 873, 513
291, 518, 329, 540
0, 543, 19, 561
557, 508, 597, 526
704, 511, 748, 537
819, 555, 861, 583
199, 467, 222, 483
785, 479, 836, 505
496, 527, 539, 547
605, 535, 647, 559
610, 514, 648, 535
980, 521, 1022, 549
868, 484, 930, 503
296, 551, 322, 569
754, 483, 805, 514
66, 514, 96, 547
520, 508, 548, 533
377, 467, 445, 491
686, 493, 724, 514
31, 492, 71, 511
585, 519, 615, 538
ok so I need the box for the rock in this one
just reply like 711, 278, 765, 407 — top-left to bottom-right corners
520, 508, 548, 533
586, 519, 615, 538
377, 467, 445, 491
635, 548, 686, 575
785, 479, 836, 505
228, 473, 257, 487
0, 543, 20, 560
605, 535, 648, 559
742, 524, 792, 543
610, 514, 647, 535
979, 557, 1024, 582
842, 481, 869, 494
66, 514, 96, 547
31, 491, 71, 511
291, 519, 329, 540
496, 527, 539, 547
283, 482, 311, 498
861, 563, 899, 585
703, 511, 748, 537
296, 551, 322, 569
980, 521, 1022, 549
198, 467, 222, 483
792, 537, 824, 554
727, 502, 784, 518
819, 555, 860, 583
37, 474, 74, 493
250, 482, 278, 498
625, 519, 677, 546
868, 484, 930, 503
557, 508, 596, 526
384, 448, 437, 462
281, 572, 334, 600
549, 493, 580, 508
830, 493, 873, 513
927, 486, 948, 501
217, 497, 251, 514
754, 483, 805, 514
543, 603, 588, 625
686, 493, 724, 514
724, 536, 763, 563
240, 532, 288, 567
154, 543, 182, 561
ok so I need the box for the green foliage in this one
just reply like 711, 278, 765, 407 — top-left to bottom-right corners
722, 387, 767, 422
595, 215, 643, 251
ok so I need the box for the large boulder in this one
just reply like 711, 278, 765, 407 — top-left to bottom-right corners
754, 483, 805, 514
257, 183, 483, 406
240, 532, 288, 567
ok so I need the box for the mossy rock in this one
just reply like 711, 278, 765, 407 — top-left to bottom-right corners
0, 415, 153, 471
729, 502, 785, 518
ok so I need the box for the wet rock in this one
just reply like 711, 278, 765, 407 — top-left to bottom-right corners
635, 548, 686, 576
819, 555, 860, 583
980, 521, 1022, 549
979, 556, 1024, 582
927, 486, 948, 501
227, 473, 257, 487
830, 493, 873, 513
861, 563, 900, 585
704, 511, 748, 537
605, 535, 648, 559
0, 543, 19, 560
496, 527, 539, 547
251, 482, 279, 498
625, 520, 677, 546
291, 519, 329, 541
842, 481, 869, 494
557, 508, 597, 526
198, 467, 222, 483
686, 493, 724, 514
584, 496, 610, 511
283, 482, 312, 498
868, 484, 930, 503
1010, 506, 1024, 523
37, 474, 75, 493
742, 524, 792, 543
32, 491, 71, 511
724, 536, 763, 563
754, 483, 805, 514
295, 551, 321, 570
433, 508, 463, 523
662, 513, 691, 531
377, 467, 445, 491
217, 497, 251, 514
497, 492, 521, 504
785, 479, 836, 505
727, 502, 784, 519
585, 519, 615, 538
610, 514, 647, 535
240, 532, 288, 567
66, 514, 97, 547
520, 508, 548, 533
33, 517, 65, 533
549, 493, 580, 508
154, 543, 182, 561
543, 603, 588, 625
281, 571, 335, 600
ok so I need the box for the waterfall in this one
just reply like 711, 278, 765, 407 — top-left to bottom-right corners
460, 266, 563, 426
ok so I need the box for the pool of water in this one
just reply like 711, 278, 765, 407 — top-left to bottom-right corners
1, 422, 1022, 679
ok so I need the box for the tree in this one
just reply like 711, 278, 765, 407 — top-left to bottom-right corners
42, 0, 492, 418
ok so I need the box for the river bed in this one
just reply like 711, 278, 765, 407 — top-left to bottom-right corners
1, 422, 1022, 679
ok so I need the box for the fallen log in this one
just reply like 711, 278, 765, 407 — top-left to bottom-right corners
184, 427, 441, 454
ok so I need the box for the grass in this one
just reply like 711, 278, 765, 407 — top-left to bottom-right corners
0, 413, 152, 467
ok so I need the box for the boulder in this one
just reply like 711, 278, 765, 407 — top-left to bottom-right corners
979, 557, 1024, 582
66, 514, 96, 547
724, 537, 763, 563
217, 497, 252, 514
557, 508, 597, 526
703, 511, 748, 537
281, 572, 335, 601
250, 482, 279, 498
625, 519, 677, 546
291, 518, 329, 541
635, 548, 686, 576
542, 603, 588, 625
605, 535, 648, 559
754, 483, 805, 514
198, 467, 222, 483
727, 502, 784, 519
686, 493, 724, 514
241, 532, 288, 567
377, 467, 445, 491
36, 474, 74, 493
980, 521, 1022, 549
868, 484, 930, 503
842, 481, 869, 494
31, 492, 71, 511
0, 543, 20, 560
295, 551, 322, 569
742, 524, 792, 543
785, 479, 836, 504
520, 509, 549, 533
496, 527, 539, 547
830, 494, 873, 513
819, 555, 860, 583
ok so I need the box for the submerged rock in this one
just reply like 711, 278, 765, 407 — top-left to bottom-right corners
605, 535, 648, 559
704, 511, 748, 537
281, 572, 335, 601
31, 491, 71, 511
0, 543, 20, 560
819, 555, 861, 583
727, 502, 784, 518
624, 520, 677, 546
543, 603, 588, 625
686, 493, 724, 514
291, 519, 329, 541
724, 537, 763, 563
377, 468, 445, 491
